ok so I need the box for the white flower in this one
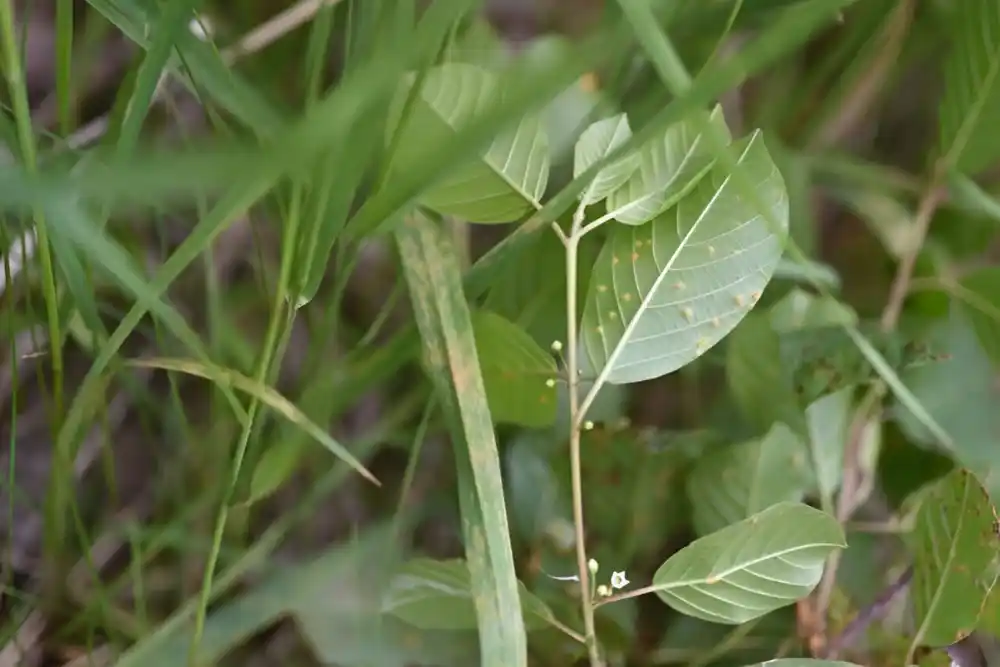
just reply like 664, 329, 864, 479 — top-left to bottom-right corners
610, 571, 629, 590
588, 558, 600, 575
597, 585, 611, 597
550, 340, 563, 353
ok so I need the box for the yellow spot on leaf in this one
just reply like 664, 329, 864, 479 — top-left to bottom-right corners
598, 284, 608, 293
623, 293, 633, 302
706, 576, 719, 584
734, 294, 746, 307
673, 281, 686, 290
631, 252, 639, 261
711, 317, 721, 328
751, 290, 762, 303
613, 255, 620, 265
708, 245, 716, 256
608, 312, 618, 320
682, 307, 694, 322
580, 72, 600, 93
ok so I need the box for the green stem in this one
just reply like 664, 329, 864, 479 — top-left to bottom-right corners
0, 1, 64, 429
565, 210, 602, 666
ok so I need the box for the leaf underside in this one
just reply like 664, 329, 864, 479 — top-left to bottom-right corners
581, 131, 789, 385
653, 502, 845, 625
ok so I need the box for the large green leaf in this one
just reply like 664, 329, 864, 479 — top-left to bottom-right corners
687, 423, 811, 536
604, 105, 732, 225
909, 468, 999, 647
471, 310, 558, 427
381, 559, 555, 632
388, 63, 550, 223
804, 386, 853, 507
395, 214, 527, 666
893, 308, 1000, 469
652, 502, 845, 624
937, 0, 1000, 175
580, 131, 789, 385
574, 113, 641, 206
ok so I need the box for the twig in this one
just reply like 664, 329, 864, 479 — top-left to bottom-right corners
825, 565, 913, 659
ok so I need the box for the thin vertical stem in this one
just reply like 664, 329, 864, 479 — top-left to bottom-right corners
565, 224, 601, 665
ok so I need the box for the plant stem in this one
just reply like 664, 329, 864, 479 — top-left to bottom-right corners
564, 226, 601, 665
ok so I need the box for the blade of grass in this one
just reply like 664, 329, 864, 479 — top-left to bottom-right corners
396, 212, 527, 667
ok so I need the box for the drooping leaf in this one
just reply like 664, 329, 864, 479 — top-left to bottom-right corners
893, 308, 1000, 469
909, 468, 999, 647
605, 105, 732, 225
937, 0, 1000, 175
652, 502, 846, 624
381, 559, 556, 632
574, 113, 641, 205
471, 310, 558, 428
505, 434, 566, 544
804, 386, 853, 507
687, 423, 811, 535
580, 131, 789, 385
395, 214, 528, 666
726, 313, 806, 436
387, 63, 550, 223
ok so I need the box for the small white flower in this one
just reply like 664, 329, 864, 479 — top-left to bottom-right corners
596, 584, 611, 597
583, 420, 595, 431
545, 378, 556, 388
610, 571, 629, 590
588, 558, 599, 575
550, 340, 563, 353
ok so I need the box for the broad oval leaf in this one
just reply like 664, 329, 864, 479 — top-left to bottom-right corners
581, 130, 789, 385
687, 423, 811, 536
381, 559, 555, 632
652, 502, 845, 624
574, 113, 640, 205
938, 0, 1000, 175
471, 310, 558, 427
909, 468, 999, 647
605, 105, 731, 225
388, 63, 550, 223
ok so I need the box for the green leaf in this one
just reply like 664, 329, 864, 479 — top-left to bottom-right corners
909, 468, 999, 647
471, 310, 558, 427
581, 131, 789, 385
937, 0, 1000, 175
605, 105, 732, 225
769, 288, 857, 333
652, 502, 846, 624
958, 267, 1000, 365
381, 559, 555, 632
726, 313, 806, 436
574, 113, 641, 206
893, 307, 1000, 469
388, 63, 550, 223
395, 213, 528, 666
687, 423, 811, 536
804, 386, 853, 507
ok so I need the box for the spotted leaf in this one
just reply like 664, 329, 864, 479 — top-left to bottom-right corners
910, 468, 999, 647
580, 130, 788, 385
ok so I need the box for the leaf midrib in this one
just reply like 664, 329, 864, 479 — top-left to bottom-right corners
600, 136, 757, 379
942, 13, 1000, 170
